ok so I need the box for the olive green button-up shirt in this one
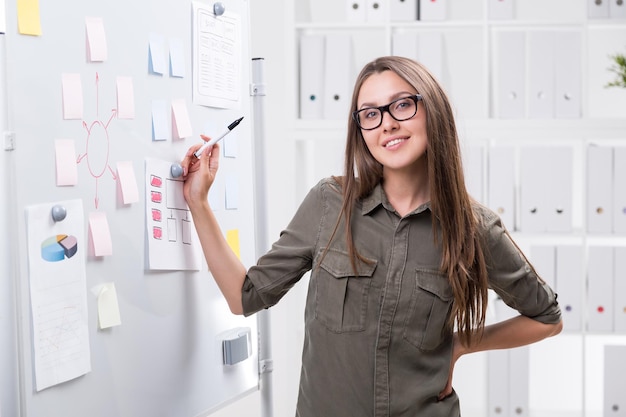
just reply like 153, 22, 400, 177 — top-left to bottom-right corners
242, 178, 561, 417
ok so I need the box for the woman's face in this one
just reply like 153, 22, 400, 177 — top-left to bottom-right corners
356, 70, 428, 176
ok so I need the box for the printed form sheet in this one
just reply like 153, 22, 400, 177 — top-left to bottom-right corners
192, 0, 241, 109
25, 199, 90, 391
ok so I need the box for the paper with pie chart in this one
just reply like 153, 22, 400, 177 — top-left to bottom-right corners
25, 199, 91, 391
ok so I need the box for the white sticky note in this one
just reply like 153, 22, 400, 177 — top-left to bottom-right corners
62, 73, 83, 120
85, 17, 107, 62
149, 32, 166, 75
98, 283, 121, 329
116, 161, 139, 204
151, 99, 169, 141
89, 211, 113, 256
116, 76, 135, 119
169, 37, 185, 77
171, 98, 193, 139
225, 174, 239, 210
55, 139, 78, 186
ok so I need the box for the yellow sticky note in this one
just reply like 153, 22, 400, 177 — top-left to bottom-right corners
17, 0, 42, 36
226, 229, 240, 260
98, 283, 121, 329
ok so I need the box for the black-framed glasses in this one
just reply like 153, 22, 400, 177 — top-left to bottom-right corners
352, 94, 423, 131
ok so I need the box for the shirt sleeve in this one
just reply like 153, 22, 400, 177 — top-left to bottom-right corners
480, 209, 562, 325
241, 179, 329, 316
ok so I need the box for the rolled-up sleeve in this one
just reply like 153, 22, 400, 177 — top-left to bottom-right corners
242, 179, 330, 316
481, 210, 562, 324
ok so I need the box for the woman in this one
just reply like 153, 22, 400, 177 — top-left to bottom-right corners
180, 56, 562, 417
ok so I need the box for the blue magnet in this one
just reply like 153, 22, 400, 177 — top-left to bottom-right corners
51, 205, 67, 222
171, 163, 183, 178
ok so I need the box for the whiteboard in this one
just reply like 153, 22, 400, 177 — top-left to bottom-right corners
2, 0, 259, 416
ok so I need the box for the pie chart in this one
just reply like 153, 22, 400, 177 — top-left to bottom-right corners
41, 234, 78, 262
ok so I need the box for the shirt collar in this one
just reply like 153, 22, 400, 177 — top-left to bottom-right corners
361, 182, 432, 216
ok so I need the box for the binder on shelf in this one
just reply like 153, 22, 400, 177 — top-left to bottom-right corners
417, 32, 444, 83
614, 247, 626, 333
365, 0, 386, 22
519, 146, 547, 232
544, 146, 573, 233
299, 34, 326, 120
612, 146, 626, 233
487, 349, 509, 417
556, 245, 583, 332
488, 0, 514, 20
609, 0, 626, 18
419, 0, 447, 21
586, 144, 613, 233
323, 34, 353, 120
587, 246, 614, 333
508, 347, 530, 417
390, 0, 418, 22
346, 0, 366, 23
604, 345, 626, 417
588, 0, 610, 18
488, 145, 516, 231
391, 32, 418, 59
554, 31, 582, 119
494, 30, 525, 119
528, 30, 555, 119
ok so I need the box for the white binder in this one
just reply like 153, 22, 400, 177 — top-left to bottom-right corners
390, 0, 418, 22
519, 146, 547, 232
556, 245, 583, 332
488, 145, 516, 231
613, 146, 626, 233
554, 31, 582, 119
346, 0, 366, 22
365, 0, 387, 22
588, 0, 610, 18
609, 0, 626, 18
494, 31, 525, 119
544, 146, 573, 233
509, 347, 530, 417
299, 34, 326, 119
586, 144, 614, 233
487, 349, 509, 417
613, 247, 626, 333
323, 34, 354, 120
528, 31, 555, 119
604, 345, 626, 417
587, 246, 614, 333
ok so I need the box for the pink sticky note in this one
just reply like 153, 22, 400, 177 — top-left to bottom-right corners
171, 99, 193, 139
116, 161, 139, 204
62, 73, 83, 120
55, 139, 78, 186
85, 17, 108, 62
116, 76, 135, 119
89, 212, 113, 256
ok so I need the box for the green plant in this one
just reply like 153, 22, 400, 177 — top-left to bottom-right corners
606, 52, 626, 88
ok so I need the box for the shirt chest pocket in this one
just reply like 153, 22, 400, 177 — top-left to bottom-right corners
403, 269, 454, 352
314, 249, 377, 333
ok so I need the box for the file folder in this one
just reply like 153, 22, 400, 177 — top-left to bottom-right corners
323, 34, 354, 119
528, 31, 555, 119
556, 245, 583, 332
299, 34, 325, 119
390, 0, 418, 21
554, 31, 582, 119
488, 145, 516, 231
613, 146, 626, 233
494, 31, 525, 119
586, 144, 613, 233
587, 246, 614, 332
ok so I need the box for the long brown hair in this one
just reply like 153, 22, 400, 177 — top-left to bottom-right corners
335, 56, 488, 347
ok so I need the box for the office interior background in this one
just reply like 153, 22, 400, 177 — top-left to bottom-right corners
216, 1, 626, 417
1, 0, 625, 416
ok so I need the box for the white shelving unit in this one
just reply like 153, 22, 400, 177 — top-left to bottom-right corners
287, 1, 626, 416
